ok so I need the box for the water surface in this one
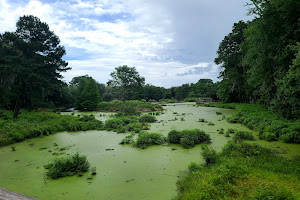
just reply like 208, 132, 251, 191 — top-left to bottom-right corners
0, 103, 299, 200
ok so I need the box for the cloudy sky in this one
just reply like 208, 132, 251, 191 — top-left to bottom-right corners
0, 0, 252, 88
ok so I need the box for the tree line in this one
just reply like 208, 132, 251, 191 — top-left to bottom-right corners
0, 15, 218, 117
215, 0, 300, 119
62, 65, 219, 111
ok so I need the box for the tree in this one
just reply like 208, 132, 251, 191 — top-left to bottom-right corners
271, 43, 300, 119
215, 20, 250, 103
143, 85, 166, 101
107, 65, 145, 100
0, 15, 69, 118
242, 0, 300, 105
70, 75, 101, 110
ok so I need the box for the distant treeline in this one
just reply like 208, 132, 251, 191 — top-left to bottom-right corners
215, 0, 300, 119
57, 70, 218, 111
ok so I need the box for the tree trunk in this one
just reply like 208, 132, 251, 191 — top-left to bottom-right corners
13, 99, 21, 119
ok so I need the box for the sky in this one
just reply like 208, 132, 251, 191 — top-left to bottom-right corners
0, 0, 252, 88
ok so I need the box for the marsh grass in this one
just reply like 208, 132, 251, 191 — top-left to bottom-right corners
168, 129, 211, 148
44, 152, 90, 179
135, 132, 166, 149
0, 110, 103, 146
204, 103, 300, 143
175, 141, 300, 200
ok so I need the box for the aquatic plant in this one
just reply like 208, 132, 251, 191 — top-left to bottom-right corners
0, 109, 103, 146
206, 103, 300, 143
233, 131, 255, 142
120, 135, 134, 144
218, 128, 224, 134
135, 132, 166, 149
44, 152, 90, 179
216, 111, 223, 115
201, 145, 217, 164
168, 129, 211, 148
139, 114, 156, 122
208, 122, 215, 126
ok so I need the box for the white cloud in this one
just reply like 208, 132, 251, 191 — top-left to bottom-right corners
0, 0, 252, 87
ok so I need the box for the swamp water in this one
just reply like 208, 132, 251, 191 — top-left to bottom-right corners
0, 103, 299, 200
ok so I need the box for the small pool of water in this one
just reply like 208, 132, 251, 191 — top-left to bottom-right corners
0, 103, 299, 200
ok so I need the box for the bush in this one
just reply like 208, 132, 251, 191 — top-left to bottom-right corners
233, 131, 255, 142
44, 152, 90, 179
188, 162, 202, 172
139, 114, 156, 122
168, 130, 183, 143
135, 132, 166, 149
201, 145, 217, 164
120, 135, 134, 144
105, 118, 125, 130
168, 129, 211, 148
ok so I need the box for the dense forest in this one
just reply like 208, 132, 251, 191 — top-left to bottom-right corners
216, 0, 300, 119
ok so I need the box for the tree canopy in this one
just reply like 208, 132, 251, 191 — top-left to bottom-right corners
0, 15, 69, 118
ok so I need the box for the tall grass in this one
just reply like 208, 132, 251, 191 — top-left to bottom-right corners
0, 110, 103, 146
202, 103, 300, 143
175, 141, 300, 199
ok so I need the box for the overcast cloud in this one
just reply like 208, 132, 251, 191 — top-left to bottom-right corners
0, 0, 252, 87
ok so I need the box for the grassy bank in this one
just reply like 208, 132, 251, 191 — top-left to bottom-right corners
175, 141, 300, 199
201, 103, 300, 143
0, 109, 103, 146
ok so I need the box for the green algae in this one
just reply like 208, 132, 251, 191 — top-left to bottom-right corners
0, 103, 299, 200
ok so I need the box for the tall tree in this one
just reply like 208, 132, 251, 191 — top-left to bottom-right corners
215, 21, 250, 103
0, 15, 69, 118
242, 0, 300, 104
107, 65, 145, 100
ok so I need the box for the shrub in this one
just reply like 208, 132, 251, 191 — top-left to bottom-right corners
188, 162, 202, 172
218, 128, 224, 134
44, 152, 90, 179
233, 131, 255, 142
201, 145, 217, 164
139, 114, 156, 122
135, 132, 166, 149
105, 118, 125, 130
168, 129, 211, 148
120, 135, 134, 144
227, 128, 235, 134
168, 130, 183, 143
208, 122, 215, 126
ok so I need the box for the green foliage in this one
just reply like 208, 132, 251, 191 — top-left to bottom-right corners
201, 145, 217, 164
218, 128, 224, 134
72, 76, 101, 111
107, 65, 145, 100
139, 114, 156, 122
0, 110, 103, 146
175, 141, 300, 200
98, 100, 162, 114
168, 129, 211, 148
233, 131, 255, 141
0, 15, 70, 118
44, 152, 90, 179
120, 134, 134, 144
135, 132, 166, 149
209, 103, 300, 143
188, 162, 202, 172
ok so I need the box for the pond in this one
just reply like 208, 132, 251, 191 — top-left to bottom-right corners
0, 103, 299, 200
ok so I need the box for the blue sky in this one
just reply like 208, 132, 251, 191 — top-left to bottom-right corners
0, 0, 252, 87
